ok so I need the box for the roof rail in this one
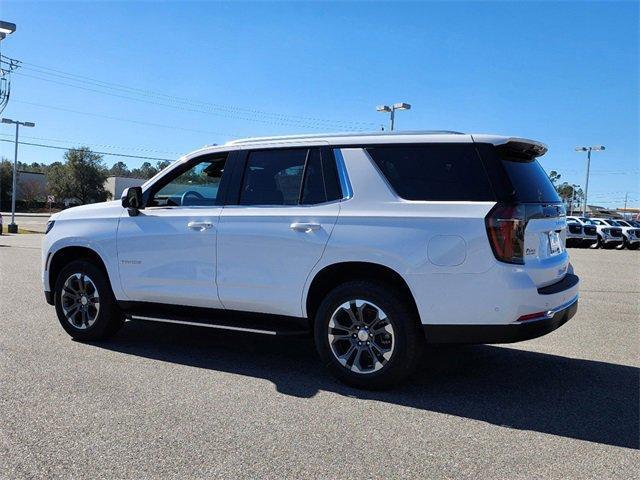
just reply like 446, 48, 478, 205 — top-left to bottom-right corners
225, 130, 465, 146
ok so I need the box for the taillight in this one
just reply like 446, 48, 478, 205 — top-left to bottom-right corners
485, 203, 526, 264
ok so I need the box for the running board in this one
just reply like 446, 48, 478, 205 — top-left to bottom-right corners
119, 301, 310, 336
131, 316, 279, 336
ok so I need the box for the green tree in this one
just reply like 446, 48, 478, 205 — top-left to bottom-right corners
548, 170, 561, 186
131, 161, 158, 179
109, 161, 130, 177
48, 147, 110, 205
0, 158, 13, 210
156, 160, 171, 172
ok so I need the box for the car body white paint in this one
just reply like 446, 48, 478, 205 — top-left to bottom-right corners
566, 216, 598, 246
43, 131, 579, 329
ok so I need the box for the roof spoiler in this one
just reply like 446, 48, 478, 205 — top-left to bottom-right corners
495, 138, 548, 159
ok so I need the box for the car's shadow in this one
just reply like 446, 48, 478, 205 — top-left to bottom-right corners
93, 319, 639, 450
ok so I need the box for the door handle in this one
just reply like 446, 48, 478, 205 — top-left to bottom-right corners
290, 222, 321, 233
187, 221, 214, 231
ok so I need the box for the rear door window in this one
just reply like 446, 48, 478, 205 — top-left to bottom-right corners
366, 144, 495, 201
238, 148, 336, 206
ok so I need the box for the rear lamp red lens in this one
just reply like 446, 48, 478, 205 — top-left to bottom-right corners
485, 203, 526, 264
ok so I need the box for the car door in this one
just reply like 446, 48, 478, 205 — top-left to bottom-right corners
217, 146, 342, 317
117, 153, 232, 308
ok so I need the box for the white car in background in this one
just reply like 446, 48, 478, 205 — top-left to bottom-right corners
41, 131, 580, 389
566, 216, 598, 247
587, 218, 624, 249
603, 219, 640, 250
565, 217, 583, 247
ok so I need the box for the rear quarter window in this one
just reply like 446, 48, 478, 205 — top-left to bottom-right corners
475, 143, 560, 204
500, 158, 560, 203
365, 144, 495, 201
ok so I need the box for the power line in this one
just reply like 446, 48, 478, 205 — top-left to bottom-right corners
14, 71, 315, 128
0, 132, 181, 155
19, 60, 379, 127
0, 138, 174, 162
13, 60, 378, 130
12, 99, 240, 137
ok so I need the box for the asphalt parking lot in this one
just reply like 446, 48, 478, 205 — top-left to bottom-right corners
1, 233, 638, 479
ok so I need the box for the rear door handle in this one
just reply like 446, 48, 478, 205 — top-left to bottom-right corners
187, 221, 214, 231
290, 222, 321, 233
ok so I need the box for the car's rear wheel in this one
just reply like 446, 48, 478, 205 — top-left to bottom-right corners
314, 281, 424, 389
54, 260, 124, 340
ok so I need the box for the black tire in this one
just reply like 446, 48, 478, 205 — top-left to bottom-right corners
595, 235, 604, 249
628, 243, 640, 251
314, 280, 424, 390
54, 260, 124, 341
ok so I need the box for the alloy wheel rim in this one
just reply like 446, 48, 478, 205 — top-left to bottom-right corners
328, 299, 395, 374
60, 273, 100, 329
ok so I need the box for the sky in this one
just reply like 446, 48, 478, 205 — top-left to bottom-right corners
0, 0, 638, 208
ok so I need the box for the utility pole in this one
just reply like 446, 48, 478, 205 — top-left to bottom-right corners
623, 192, 628, 213
1, 117, 35, 233
575, 145, 605, 216
376, 102, 411, 131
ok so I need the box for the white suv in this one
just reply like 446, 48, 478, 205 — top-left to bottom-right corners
587, 218, 624, 249
566, 216, 598, 247
42, 132, 579, 388
603, 218, 640, 250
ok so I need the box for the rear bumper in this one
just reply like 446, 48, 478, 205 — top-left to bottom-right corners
424, 297, 578, 344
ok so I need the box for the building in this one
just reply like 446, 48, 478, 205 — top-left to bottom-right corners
104, 176, 146, 200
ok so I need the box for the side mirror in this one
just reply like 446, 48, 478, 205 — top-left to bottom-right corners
121, 186, 144, 213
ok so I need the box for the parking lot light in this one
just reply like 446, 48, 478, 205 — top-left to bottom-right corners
1, 117, 36, 233
0, 20, 16, 40
376, 102, 411, 131
575, 145, 605, 217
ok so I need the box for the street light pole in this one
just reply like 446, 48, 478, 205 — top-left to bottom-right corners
575, 145, 605, 217
376, 102, 411, 131
2, 117, 35, 233
0, 20, 17, 214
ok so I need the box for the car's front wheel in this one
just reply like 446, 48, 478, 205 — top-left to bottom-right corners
54, 260, 124, 340
314, 281, 424, 389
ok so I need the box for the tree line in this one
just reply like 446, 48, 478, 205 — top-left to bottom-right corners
548, 170, 585, 213
0, 147, 172, 209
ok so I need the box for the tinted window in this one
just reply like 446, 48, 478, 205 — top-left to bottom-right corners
500, 157, 560, 203
301, 148, 326, 204
323, 148, 343, 202
150, 156, 226, 207
240, 149, 307, 205
366, 144, 494, 201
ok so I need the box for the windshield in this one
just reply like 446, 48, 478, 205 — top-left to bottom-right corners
616, 220, 630, 227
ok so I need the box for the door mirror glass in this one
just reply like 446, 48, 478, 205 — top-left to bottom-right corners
122, 186, 144, 210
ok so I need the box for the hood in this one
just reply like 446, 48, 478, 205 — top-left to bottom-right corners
54, 200, 123, 221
